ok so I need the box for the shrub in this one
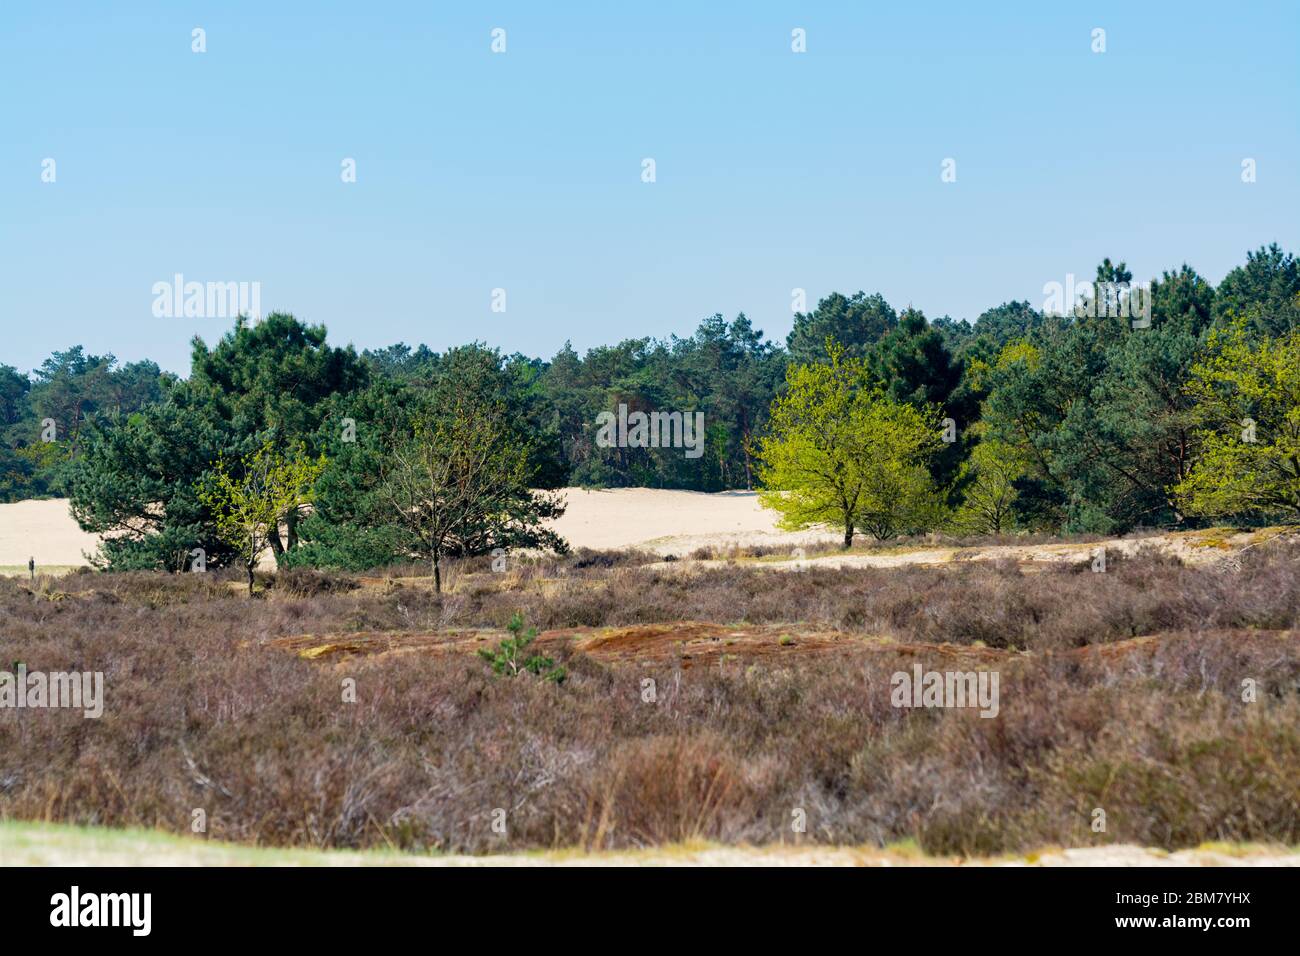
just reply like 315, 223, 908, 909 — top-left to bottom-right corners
276, 567, 360, 597
477, 613, 566, 683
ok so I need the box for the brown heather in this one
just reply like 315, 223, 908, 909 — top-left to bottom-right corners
1, 544, 1297, 856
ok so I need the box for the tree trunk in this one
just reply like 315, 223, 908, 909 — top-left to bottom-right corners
285, 509, 299, 552
842, 523, 854, 550
246, 561, 255, 596
432, 550, 442, 594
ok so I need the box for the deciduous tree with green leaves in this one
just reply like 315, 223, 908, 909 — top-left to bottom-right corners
198, 442, 326, 594
757, 346, 944, 546
377, 395, 566, 592
1174, 322, 1300, 522
952, 428, 1031, 534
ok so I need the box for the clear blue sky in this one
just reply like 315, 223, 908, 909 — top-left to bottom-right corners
2, 1, 1297, 375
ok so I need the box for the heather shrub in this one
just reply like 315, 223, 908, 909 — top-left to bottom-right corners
276, 567, 361, 597
1, 544, 1296, 855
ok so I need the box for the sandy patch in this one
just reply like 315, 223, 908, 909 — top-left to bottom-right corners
1, 821, 1294, 867
546, 487, 836, 555
0, 498, 101, 572
1, 493, 1288, 575
667, 529, 1294, 573
0, 490, 834, 571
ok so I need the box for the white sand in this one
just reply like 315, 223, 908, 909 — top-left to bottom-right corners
0, 498, 102, 570
0, 490, 833, 569
0, 493, 1276, 572
546, 487, 837, 555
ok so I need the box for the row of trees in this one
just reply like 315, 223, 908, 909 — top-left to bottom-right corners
956, 248, 1300, 534
54, 316, 560, 586
759, 312, 1300, 547
363, 312, 784, 491
1, 243, 1296, 574
0, 348, 170, 500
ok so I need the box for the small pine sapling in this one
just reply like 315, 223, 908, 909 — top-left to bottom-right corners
478, 613, 566, 683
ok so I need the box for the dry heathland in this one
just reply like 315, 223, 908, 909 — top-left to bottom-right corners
1, 535, 1297, 858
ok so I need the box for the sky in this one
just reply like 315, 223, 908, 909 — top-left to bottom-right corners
2, 0, 1297, 375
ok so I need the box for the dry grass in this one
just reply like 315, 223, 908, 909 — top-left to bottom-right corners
0, 545, 1297, 856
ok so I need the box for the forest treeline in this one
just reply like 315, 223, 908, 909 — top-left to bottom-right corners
1, 243, 1298, 572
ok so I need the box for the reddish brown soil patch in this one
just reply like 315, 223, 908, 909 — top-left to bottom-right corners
271, 622, 1023, 669
270, 629, 494, 662
271, 622, 1295, 670
558, 622, 852, 666
272, 622, 859, 668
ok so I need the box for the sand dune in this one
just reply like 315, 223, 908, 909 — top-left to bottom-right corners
545, 487, 837, 554
0, 492, 1275, 573
0, 498, 102, 570
0, 490, 833, 570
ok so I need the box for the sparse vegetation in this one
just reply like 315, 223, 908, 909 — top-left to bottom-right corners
1, 544, 1296, 856
478, 613, 566, 683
